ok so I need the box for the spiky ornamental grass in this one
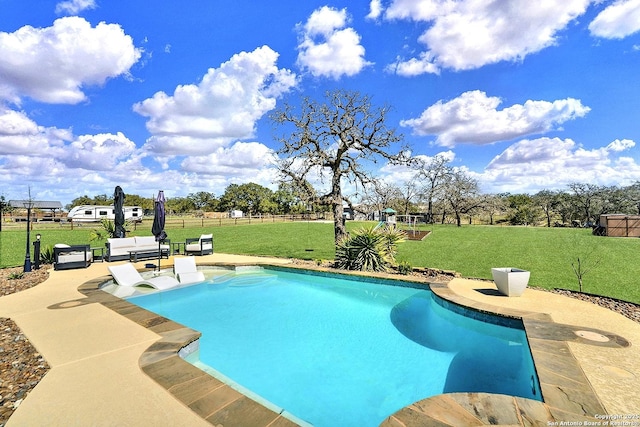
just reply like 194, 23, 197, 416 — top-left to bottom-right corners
335, 226, 406, 272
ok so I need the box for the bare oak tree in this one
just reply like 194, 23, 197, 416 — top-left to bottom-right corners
442, 169, 483, 227
271, 90, 409, 244
359, 180, 402, 218
414, 154, 452, 223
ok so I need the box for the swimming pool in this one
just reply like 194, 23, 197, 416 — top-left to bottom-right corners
128, 266, 541, 426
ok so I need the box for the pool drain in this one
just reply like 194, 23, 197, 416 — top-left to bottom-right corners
574, 330, 610, 342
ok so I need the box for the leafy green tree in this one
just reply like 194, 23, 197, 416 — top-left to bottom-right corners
186, 192, 219, 211
126, 194, 154, 211
166, 197, 196, 214
93, 194, 110, 204
272, 90, 409, 244
273, 181, 317, 214
272, 183, 298, 214
219, 183, 274, 215
0, 195, 8, 232
506, 194, 539, 225
67, 195, 95, 210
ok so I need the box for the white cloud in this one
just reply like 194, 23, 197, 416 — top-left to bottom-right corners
401, 91, 591, 147
134, 45, 297, 155
0, 17, 141, 104
606, 138, 635, 151
381, 0, 590, 75
64, 132, 137, 170
0, 106, 161, 203
589, 0, 640, 39
366, 0, 383, 20
55, 0, 97, 15
296, 6, 372, 79
0, 107, 71, 155
181, 141, 276, 176
478, 137, 640, 193
387, 52, 440, 76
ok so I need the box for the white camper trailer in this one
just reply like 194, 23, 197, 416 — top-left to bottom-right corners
67, 205, 144, 223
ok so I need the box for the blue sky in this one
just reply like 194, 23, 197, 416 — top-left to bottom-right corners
1, 0, 640, 206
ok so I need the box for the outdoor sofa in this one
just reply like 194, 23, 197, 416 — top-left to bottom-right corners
53, 244, 93, 270
105, 236, 170, 262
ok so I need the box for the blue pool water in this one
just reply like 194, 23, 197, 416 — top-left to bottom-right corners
129, 267, 541, 426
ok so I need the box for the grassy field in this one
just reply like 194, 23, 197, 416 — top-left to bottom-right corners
1, 220, 639, 303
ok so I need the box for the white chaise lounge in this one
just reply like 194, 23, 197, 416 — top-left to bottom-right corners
108, 263, 179, 290
173, 257, 206, 284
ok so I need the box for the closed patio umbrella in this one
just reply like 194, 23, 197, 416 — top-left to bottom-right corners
151, 191, 167, 271
114, 186, 126, 238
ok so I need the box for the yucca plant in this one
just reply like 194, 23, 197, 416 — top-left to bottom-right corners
378, 226, 407, 263
335, 226, 397, 272
89, 219, 130, 242
39, 245, 55, 264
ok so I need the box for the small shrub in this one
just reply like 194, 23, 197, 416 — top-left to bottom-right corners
8, 272, 24, 280
397, 260, 412, 275
314, 259, 323, 266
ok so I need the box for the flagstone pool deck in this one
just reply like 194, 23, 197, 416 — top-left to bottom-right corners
0, 253, 638, 426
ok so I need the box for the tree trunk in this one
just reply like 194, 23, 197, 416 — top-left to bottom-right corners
332, 201, 346, 244
331, 175, 346, 244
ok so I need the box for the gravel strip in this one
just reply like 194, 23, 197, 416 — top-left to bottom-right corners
0, 266, 51, 426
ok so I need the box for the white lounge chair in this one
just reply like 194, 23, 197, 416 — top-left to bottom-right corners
53, 243, 93, 270
173, 257, 206, 284
184, 234, 213, 255
108, 263, 179, 290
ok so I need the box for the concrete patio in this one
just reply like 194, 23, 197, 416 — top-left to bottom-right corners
0, 254, 638, 426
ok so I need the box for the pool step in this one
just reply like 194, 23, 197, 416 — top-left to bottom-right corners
211, 273, 278, 287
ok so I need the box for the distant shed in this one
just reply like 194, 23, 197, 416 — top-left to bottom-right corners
599, 214, 640, 237
7, 200, 64, 221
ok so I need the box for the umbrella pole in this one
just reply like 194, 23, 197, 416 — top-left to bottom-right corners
158, 241, 161, 272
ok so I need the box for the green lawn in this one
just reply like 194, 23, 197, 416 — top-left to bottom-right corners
1, 220, 639, 303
